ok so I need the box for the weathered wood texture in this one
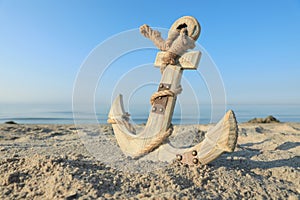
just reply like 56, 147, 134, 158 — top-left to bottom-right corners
108, 15, 238, 165
108, 64, 185, 158
168, 16, 201, 40
141, 110, 238, 165
155, 51, 201, 70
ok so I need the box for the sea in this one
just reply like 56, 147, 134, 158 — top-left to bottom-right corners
0, 103, 299, 125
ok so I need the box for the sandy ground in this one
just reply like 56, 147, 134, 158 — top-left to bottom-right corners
0, 122, 299, 199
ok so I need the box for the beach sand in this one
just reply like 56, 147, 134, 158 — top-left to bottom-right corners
0, 122, 299, 199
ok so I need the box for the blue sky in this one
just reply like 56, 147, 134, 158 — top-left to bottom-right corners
0, 0, 300, 106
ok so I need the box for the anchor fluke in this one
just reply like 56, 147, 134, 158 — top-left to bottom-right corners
175, 110, 238, 166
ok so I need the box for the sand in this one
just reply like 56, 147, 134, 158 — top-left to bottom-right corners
0, 122, 299, 199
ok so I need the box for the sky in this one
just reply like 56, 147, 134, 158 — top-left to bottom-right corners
0, 0, 300, 106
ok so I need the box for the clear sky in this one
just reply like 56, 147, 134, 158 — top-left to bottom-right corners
0, 0, 300, 105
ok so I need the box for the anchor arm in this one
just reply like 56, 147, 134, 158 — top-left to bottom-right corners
141, 110, 238, 166
108, 50, 201, 158
108, 64, 183, 158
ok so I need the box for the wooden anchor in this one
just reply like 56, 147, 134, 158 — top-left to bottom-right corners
108, 16, 238, 165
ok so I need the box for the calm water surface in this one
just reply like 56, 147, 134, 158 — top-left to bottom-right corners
0, 103, 299, 124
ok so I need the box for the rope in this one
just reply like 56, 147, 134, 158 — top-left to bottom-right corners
150, 85, 182, 105
107, 118, 117, 124
108, 117, 173, 158
140, 24, 172, 51
107, 112, 136, 133
108, 83, 182, 157
134, 124, 173, 157
140, 24, 196, 72
150, 90, 174, 105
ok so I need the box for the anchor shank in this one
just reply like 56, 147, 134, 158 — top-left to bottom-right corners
150, 64, 183, 132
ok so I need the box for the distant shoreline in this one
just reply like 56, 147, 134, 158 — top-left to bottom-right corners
1, 104, 300, 125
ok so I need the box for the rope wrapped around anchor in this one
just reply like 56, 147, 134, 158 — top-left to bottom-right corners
107, 112, 136, 134
107, 85, 182, 157
150, 85, 182, 105
134, 124, 173, 157
129, 85, 183, 157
